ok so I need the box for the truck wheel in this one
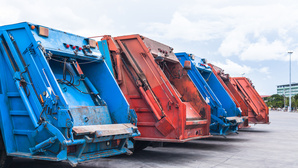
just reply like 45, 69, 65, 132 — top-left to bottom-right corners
0, 134, 12, 168
134, 141, 150, 152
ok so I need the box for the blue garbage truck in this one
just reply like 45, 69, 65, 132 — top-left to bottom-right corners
0, 22, 139, 167
176, 52, 243, 136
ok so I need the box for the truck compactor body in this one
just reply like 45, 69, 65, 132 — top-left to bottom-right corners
176, 52, 244, 136
0, 22, 139, 167
101, 35, 211, 149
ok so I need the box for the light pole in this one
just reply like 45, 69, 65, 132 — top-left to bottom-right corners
283, 89, 286, 110
288, 51, 293, 112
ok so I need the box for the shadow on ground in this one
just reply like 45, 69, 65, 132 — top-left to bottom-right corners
238, 129, 271, 133
11, 148, 201, 168
199, 136, 249, 142
162, 140, 237, 152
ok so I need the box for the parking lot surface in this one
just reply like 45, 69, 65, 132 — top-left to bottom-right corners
11, 110, 298, 168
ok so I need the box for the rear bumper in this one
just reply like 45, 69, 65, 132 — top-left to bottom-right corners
249, 121, 271, 125
226, 116, 245, 124
10, 123, 140, 167
67, 148, 131, 167
134, 134, 212, 143
210, 115, 245, 136
10, 148, 130, 167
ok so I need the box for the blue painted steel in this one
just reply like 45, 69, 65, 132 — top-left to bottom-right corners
0, 22, 139, 167
98, 40, 114, 75
176, 52, 243, 136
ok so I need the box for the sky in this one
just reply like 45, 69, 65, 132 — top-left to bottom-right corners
1, 0, 298, 95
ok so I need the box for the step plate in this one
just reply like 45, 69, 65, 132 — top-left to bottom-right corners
226, 116, 244, 123
186, 119, 208, 126
73, 123, 137, 137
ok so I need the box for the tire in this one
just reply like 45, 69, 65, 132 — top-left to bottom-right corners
0, 133, 12, 168
133, 141, 150, 152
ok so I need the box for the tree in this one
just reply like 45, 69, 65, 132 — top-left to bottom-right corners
265, 94, 284, 108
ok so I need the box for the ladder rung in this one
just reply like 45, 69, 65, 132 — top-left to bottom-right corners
137, 122, 155, 126
7, 92, 20, 97
186, 119, 208, 126
13, 130, 34, 135
129, 95, 142, 99
10, 110, 28, 116
135, 108, 151, 113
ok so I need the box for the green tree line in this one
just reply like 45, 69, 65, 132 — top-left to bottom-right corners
264, 94, 298, 109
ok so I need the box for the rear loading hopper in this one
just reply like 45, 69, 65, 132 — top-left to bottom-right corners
176, 53, 244, 136
230, 77, 269, 125
209, 64, 269, 126
208, 64, 250, 128
101, 35, 211, 148
0, 23, 139, 167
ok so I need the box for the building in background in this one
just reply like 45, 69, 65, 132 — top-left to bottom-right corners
277, 83, 298, 97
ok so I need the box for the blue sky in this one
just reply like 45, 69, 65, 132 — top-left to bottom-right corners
1, 0, 297, 95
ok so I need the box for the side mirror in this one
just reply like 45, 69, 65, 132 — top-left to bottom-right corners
201, 58, 207, 64
154, 55, 164, 63
188, 54, 195, 60
183, 60, 191, 70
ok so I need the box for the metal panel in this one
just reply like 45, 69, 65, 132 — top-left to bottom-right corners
176, 52, 244, 136
101, 35, 211, 142
230, 77, 270, 124
73, 123, 136, 136
142, 36, 178, 63
0, 22, 139, 166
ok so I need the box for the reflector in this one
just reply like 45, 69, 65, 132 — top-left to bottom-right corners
38, 26, 49, 37
88, 39, 97, 48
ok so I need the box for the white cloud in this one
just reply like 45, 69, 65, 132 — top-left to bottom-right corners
0, 0, 296, 95
259, 67, 269, 75
145, 12, 228, 41
0, 2, 20, 23
212, 59, 252, 77
212, 59, 273, 80
218, 27, 249, 57
239, 38, 288, 61
144, 1, 298, 62
0, 0, 116, 38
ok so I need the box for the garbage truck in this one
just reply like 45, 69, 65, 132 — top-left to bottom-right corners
230, 77, 269, 125
209, 64, 269, 126
208, 63, 250, 128
0, 22, 139, 167
176, 53, 244, 136
100, 35, 211, 150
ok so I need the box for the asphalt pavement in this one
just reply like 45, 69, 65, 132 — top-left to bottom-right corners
11, 110, 298, 168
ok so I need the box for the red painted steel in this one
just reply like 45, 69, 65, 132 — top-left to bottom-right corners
208, 63, 269, 125
208, 63, 249, 127
102, 35, 211, 142
225, 79, 251, 128
230, 77, 269, 124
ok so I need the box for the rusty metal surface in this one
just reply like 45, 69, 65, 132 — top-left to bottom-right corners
165, 62, 209, 121
208, 63, 269, 125
70, 106, 112, 126
230, 77, 269, 124
154, 117, 175, 136
209, 62, 269, 125
142, 36, 179, 63
102, 35, 211, 142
